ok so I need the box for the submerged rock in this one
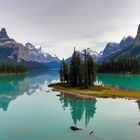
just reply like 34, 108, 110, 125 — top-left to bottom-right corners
70, 126, 82, 131
45, 90, 50, 93
56, 94, 61, 97
89, 131, 94, 135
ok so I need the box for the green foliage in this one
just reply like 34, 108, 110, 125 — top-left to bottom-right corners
87, 54, 96, 86
70, 50, 81, 87
0, 63, 26, 74
59, 48, 96, 89
97, 57, 140, 74
59, 59, 69, 83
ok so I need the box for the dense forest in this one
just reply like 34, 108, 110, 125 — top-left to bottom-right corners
0, 63, 26, 74
59, 48, 96, 89
97, 57, 140, 74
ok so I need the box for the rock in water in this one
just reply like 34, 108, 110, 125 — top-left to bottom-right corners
70, 126, 82, 131
56, 94, 61, 97
89, 131, 94, 135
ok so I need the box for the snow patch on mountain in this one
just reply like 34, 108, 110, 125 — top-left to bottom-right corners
25, 42, 60, 63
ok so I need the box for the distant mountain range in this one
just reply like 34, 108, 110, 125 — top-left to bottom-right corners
66, 25, 140, 64
107, 25, 140, 60
1, 24, 140, 69
98, 35, 134, 63
66, 35, 134, 64
0, 28, 61, 69
66, 48, 101, 64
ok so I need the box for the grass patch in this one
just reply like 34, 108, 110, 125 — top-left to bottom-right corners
49, 83, 140, 100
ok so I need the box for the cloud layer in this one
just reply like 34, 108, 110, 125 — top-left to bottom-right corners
0, 0, 140, 58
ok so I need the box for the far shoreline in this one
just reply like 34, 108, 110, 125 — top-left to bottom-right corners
0, 72, 26, 76
49, 83, 140, 101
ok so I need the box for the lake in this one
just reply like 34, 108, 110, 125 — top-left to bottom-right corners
0, 70, 139, 140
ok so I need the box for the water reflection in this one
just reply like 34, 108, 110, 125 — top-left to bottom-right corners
0, 70, 59, 111
0, 74, 26, 111
136, 101, 140, 126
59, 94, 97, 127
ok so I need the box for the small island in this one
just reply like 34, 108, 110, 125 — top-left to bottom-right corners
49, 83, 140, 100
49, 48, 140, 100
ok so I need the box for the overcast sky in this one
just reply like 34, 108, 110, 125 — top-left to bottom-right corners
0, 0, 140, 58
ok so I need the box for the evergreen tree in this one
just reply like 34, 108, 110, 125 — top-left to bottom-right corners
59, 59, 69, 83
70, 47, 78, 86
83, 50, 88, 89
87, 54, 96, 86
0, 63, 26, 74
97, 57, 140, 74
59, 64, 64, 83
78, 60, 84, 87
63, 59, 69, 83
59, 48, 96, 88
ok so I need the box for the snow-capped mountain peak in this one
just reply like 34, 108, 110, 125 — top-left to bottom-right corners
25, 42, 60, 63
25, 42, 36, 50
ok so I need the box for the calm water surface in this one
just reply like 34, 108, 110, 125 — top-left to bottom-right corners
97, 73, 140, 91
0, 70, 139, 140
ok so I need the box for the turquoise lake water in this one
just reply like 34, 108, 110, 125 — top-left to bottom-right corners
0, 70, 140, 140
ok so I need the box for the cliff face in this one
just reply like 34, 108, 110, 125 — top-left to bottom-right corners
133, 24, 140, 47
17, 43, 29, 62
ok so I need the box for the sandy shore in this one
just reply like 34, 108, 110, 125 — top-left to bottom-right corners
52, 88, 95, 99
49, 83, 140, 101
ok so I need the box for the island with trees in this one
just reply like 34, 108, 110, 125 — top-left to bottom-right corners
49, 48, 140, 99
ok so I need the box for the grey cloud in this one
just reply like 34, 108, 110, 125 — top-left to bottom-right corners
0, 0, 139, 58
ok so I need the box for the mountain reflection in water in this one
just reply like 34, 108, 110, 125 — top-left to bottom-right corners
0, 70, 59, 111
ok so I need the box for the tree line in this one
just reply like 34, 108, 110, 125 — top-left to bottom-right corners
59, 48, 96, 89
97, 57, 140, 74
0, 63, 26, 74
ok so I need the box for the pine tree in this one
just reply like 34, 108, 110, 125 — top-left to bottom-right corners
87, 54, 96, 86
59, 59, 69, 83
83, 50, 88, 89
59, 47, 96, 88
59, 64, 64, 83
70, 47, 78, 86
63, 59, 69, 83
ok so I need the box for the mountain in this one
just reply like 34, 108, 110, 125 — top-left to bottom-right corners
0, 28, 13, 43
133, 24, 140, 47
102, 42, 119, 57
98, 36, 134, 63
25, 43, 60, 66
0, 28, 61, 69
85, 48, 101, 62
0, 28, 29, 62
66, 48, 101, 64
66, 34, 134, 64
107, 25, 140, 60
